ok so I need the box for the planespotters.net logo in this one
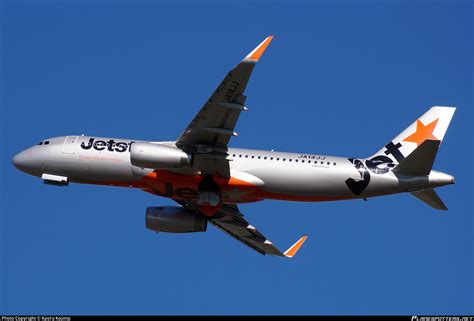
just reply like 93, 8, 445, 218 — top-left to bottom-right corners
412, 317, 474, 321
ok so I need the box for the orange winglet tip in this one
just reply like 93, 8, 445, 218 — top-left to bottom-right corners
283, 236, 308, 258
244, 35, 274, 62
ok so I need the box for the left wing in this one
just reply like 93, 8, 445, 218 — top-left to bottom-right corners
175, 36, 273, 178
177, 201, 307, 257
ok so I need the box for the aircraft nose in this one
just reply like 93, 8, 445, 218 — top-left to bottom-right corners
12, 149, 40, 175
13, 150, 30, 171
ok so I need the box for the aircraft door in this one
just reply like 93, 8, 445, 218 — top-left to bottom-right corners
62, 136, 79, 154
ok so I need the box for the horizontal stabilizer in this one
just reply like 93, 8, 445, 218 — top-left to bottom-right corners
410, 188, 448, 210
393, 140, 440, 176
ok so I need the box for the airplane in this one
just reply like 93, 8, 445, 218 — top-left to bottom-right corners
12, 36, 456, 257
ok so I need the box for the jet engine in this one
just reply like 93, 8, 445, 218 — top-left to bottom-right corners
145, 206, 207, 233
130, 143, 191, 169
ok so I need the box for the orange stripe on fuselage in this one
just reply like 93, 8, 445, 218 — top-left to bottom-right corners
83, 170, 350, 203
227, 176, 258, 188
85, 170, 261, 202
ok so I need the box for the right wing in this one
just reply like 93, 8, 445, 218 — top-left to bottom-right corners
175, 36, 273, 178
177, 201, 308, 257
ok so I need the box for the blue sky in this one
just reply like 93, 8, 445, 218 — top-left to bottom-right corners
1, 0, 472, 315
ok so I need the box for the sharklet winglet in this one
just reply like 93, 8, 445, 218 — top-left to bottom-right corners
283, 236, 308, 258
244, 35, 274, 62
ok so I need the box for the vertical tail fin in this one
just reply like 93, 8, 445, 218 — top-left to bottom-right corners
393, 139, 440, 176
369, 106, 456, 165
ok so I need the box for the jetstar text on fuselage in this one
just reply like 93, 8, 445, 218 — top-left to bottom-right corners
81, 138, 134, 153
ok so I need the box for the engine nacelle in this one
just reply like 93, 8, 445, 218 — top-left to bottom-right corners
130, 143, 191, 169
145, 206, 207, 233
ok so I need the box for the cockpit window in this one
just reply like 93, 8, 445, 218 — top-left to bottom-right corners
37, 142, 43, 145
44, 141, 50, 145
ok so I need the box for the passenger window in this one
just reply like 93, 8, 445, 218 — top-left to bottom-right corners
302, 160, 305, 163
270, 157, 273, 160
295, 160, 298, 163
327, 162, 330, 165
283, 158, 286, 161
264, 157, 267, 160
289, 159, 292, 162
276, 158, 279, 161
334, 162, 336, 166
251, 155, 254, 159
245, 155, 248, 158
239, 155, 242, 157
258, 156, 261, 159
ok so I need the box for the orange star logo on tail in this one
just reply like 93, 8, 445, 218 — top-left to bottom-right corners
403, 118, 439, 146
